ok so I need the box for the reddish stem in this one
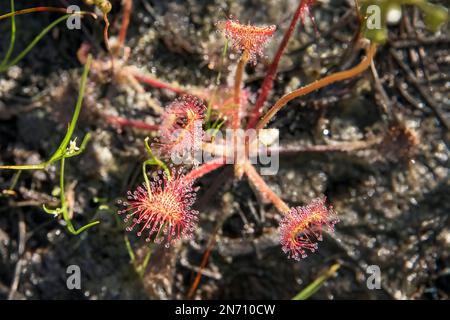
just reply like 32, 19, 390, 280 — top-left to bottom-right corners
256, 43, 377, 130
246, 1, 305, 129
184, 159, 225, 182
187, 235, 216, 299
103, 13, 111, 52
131, 71, 186, 95
233, 52, 249, 178
272, 138, 381, 154
105, 115, 159, 132
243, 161, 290, 213
117, 0, 132, 51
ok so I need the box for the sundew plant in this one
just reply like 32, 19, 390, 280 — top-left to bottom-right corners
0, 0, 448, 300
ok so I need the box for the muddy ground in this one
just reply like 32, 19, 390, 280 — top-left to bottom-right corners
0, 0, 449, 299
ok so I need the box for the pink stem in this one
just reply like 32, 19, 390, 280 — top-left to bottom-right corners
117, 0, 132, 51
246, 1, 306, 129
243, 161, 290, 213
106, 115, 159, 132
131, 71, 186, 95
184, 159, 225, 182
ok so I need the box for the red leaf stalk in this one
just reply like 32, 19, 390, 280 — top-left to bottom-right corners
117, 0, 133, 51
246, 1, 306, 129
243, 161, 290, 213
131, 71, 186, 95
256, 42, 377, 129
105, 115, 159, 132
184, 159, 225, 182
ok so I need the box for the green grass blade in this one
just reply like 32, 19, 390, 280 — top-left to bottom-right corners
292, 263, 340, 300
0, 0, 16, 68
58, 157, 100, 235
124, 235, 136, 263
49, 54, 92, 163
0, 14, 70, 73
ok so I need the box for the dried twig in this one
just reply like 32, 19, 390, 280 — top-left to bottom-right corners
390, 49, 449, 130
8, 211, 26, 300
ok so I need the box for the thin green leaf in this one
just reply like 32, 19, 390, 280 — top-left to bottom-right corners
0, 0, 16, 68
0, 14, 70, 73
292, 263, 340, 300
0, 56, 92, 171
124, 235, 136, 263
58, 157, 100, 235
